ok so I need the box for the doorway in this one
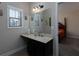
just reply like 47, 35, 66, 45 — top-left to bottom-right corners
58, 2, 79, 56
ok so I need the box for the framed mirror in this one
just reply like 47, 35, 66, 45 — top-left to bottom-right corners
30, 9, 51, 34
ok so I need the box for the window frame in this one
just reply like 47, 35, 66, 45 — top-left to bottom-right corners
7, 5, 23, 28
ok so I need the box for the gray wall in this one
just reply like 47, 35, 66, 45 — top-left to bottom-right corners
0, 2, 30, 54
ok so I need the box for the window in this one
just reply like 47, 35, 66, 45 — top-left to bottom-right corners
7, 6, 23, 28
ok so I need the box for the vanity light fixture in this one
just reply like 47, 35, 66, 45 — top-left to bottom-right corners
39, 5, 44, 8
32, 6, 39, 12
32, 5, 44, 13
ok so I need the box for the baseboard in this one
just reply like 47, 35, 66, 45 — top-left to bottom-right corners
67, 34, 79, 39
0, 46, 26, 56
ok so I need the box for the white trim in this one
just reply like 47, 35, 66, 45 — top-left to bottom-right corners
53, 3, 59, 56
67, 34, 79, 39
0, 46, 26, 56
55, 2, 59, 56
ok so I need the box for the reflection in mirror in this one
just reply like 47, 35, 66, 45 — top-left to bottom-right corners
30, 9, 51, 34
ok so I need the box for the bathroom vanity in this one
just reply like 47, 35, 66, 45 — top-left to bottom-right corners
20, 5, 53, 56
21, 34, 53, 56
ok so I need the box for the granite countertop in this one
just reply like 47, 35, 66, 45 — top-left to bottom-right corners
21, 33, 53, 44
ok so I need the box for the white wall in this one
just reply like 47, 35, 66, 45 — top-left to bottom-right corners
58, 3, 79, 38
0, 2, 30, 54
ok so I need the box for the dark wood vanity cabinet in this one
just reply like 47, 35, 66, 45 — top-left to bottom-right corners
21, 36, 53, 56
